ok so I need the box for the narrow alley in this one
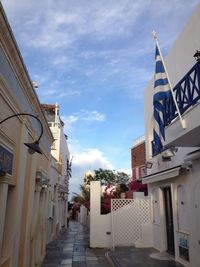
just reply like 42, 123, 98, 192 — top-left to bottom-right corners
42, 220, 110, 267
42, 219, 185, 267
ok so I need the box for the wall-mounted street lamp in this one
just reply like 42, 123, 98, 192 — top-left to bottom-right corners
146, 161, 153, 169
0, 113, 43, 154
162, 146, 178, 161
194, 50, 200, 61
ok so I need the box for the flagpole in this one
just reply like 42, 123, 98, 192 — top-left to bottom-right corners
152, 31, 186, 129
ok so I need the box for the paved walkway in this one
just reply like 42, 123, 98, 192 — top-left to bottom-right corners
107, 247, 184, 267
42, 220, 110, 267
42, 220, 184, 267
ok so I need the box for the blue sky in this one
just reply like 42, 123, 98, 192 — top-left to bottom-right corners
1, 0, 199, 196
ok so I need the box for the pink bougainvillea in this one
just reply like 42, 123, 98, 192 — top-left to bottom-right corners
128, 179, 148, 195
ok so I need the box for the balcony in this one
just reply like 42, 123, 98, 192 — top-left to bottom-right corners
164, 61, 200, 126
153, 61, 200, 152
164, 102, 200, 148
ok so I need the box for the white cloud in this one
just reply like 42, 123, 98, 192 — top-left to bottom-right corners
82, 110, 105, 122
63, 115, 79, 129
61, 110, 106, 132
2, 0, 150, 49
57, 91, 81, 98
69, 148, 113, 196
52, 55, 77, 68
2, 0, 198, 103
73, 148, 113, 169
2, 0, 198, 60
3, 0, 197, 51
38, 85, 81, 100
80, 51, 98, 60
68, 147, 132, 197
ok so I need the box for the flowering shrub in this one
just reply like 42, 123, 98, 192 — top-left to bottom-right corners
128, 179, 148, 195
100, 183, 129, 214
101, 197, 111, 214
84, 201, 90, 210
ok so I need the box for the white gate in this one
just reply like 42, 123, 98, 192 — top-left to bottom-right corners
111, 198, 151, 248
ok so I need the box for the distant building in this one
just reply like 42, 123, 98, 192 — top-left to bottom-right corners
131, 136, 146, 179
143, 3, 200, 267
41, 103, 71, 235
127, 136, 147, 198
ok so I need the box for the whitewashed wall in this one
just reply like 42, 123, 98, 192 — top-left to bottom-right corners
144, 4, 200, 167
147, 161, 200, 267
111, 198, 152, 248
143, 4, 200, 267
79, 205, 90, 228
90, 181, 153, 248
90, 181, 112, 248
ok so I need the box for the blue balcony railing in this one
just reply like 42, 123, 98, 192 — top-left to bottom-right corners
152, 61, 200, 156
163, 61, 200, 126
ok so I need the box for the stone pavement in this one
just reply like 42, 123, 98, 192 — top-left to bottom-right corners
42, 220, 185, 267
42, 220, 110, 267
107, 247, 185, 267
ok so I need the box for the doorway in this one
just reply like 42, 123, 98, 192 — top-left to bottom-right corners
163, 187, 175, 255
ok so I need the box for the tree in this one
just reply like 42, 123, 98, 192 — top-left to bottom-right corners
71, 169, 130, 215
93, 168, 115, 185
116, 183, 129, 197
71, 185, 90, 208
92, 169, 130, 214
114, 171, 130, 185
93, 168, 129, 185
83, 171, 95, 186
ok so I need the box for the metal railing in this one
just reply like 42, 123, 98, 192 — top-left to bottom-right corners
163, 61, 200, 126
152, 61, 200, 156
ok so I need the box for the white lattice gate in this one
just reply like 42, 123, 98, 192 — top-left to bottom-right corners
111, 198, 151, 247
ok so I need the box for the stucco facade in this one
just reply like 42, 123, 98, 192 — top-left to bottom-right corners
143, 3, 200, 267
0, 4, 54, 267
46, 155, 59, 244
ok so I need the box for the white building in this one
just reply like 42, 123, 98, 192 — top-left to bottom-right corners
41, 104, 71, 238
143, 3, 200, 267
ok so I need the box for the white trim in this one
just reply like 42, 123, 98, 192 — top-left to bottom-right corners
132, 135, 145, 147
184, 149, 200, 161
142, 166, 180, 184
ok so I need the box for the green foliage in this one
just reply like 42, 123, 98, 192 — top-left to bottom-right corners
71, 169, 130, 212
84, 174, 95, 185
115, 183, 129, 197
93, 168, 129, 185
71, 184, 90, 205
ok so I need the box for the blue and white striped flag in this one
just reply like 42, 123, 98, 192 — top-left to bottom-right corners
153, 45, 171, 154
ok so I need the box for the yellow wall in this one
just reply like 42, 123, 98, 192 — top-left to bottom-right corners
0, 3, 53, 267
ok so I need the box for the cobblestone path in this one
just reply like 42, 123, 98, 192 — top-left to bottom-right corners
42, 220, 111, 267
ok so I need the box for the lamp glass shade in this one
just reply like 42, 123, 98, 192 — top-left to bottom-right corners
146, 162, 153, 169
24, 141, 43, 154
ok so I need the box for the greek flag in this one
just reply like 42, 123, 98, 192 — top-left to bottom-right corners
153, 45, 170, 154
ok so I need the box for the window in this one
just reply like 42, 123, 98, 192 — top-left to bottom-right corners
140, 166, 146, 178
